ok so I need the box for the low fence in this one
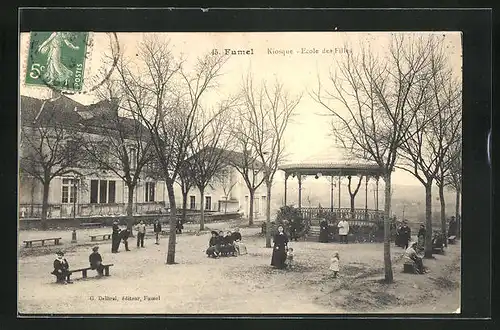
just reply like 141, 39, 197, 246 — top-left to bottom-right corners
300, 207, 384, 222
19, 202, 167, 219
19, 211, 243, 230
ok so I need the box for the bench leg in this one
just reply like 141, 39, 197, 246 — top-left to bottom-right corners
104, 266, 110, 276
55, 239, 60, 245
82, 270, 87, 278
41, 240, 45, 246
91, 237, 95, 242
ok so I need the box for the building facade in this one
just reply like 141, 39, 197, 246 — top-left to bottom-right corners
19, 95, 267, 220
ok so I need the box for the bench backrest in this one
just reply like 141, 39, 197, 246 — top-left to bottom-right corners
25, 237, 61, 242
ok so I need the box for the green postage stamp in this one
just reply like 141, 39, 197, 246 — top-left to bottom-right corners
25, 32, 89, 92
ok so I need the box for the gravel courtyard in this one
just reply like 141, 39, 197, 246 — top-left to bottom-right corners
18, 220, 461, 314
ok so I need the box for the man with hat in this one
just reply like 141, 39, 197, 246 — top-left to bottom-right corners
400, 220, 412, 249
136, 220, 146, 248
89, 246, 105, 276
111, 221, 121, 253
51, 251, 72, 284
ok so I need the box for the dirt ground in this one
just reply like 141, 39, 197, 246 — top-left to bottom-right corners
18, 219, 461, 314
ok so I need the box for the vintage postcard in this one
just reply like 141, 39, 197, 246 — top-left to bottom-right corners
18, 31, 462, 315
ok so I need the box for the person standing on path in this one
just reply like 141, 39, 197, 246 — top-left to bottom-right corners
136, 220, 146, 248
120, 228, 131, 251
400, 221, 412, 249
271, 225, 289, 269
153, 220, 162, 245
319, 219, 329, 243
337, 218, 350, 244
329, 251, 340, 278
111, 221, 121, 253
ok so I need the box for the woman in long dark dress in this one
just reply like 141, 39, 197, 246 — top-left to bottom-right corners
319, 219, 329, 243
271, 225, 289, 269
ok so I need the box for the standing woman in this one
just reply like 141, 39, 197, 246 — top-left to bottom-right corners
319, 218, 329, 243
271, 225, 289, 269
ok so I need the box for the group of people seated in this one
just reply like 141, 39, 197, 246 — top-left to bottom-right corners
51, 246, 105, 284
206, 228, 246, 258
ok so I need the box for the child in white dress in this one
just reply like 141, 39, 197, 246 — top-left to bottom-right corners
329, 251, 340, 278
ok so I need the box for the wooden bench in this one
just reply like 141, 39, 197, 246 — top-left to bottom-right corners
403, 260, 416, 273
89, 234, 112, 242
51, 264, 114, 281
448, 235, 457, 244
23, 237, 62, 248
80, 222, 102, 228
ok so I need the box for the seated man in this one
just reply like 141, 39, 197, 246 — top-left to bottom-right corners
51, 251, 72, 284
206, 231, 220, 258
89, 246, 105, 276
404, 242, 425, 274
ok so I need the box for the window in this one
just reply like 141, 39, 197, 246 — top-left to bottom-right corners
205, 196, 212, 211
90, 179, 117, 204
145, 182, 156, 202
108, 181, 116, 203
61, 178, 78, 204
90, 180, 98, 203
190, 196, 196, 209
129, 147, 137, 169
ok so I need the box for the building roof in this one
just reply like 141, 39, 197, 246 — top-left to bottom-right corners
279, 161, 386, 177
20, 95, 148, 138
20, 94, 84, 127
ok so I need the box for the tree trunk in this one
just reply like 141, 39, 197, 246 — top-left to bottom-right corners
165, 181, 177, 264
126, 184, 135, 238
439, 183, 447, 247
424, 183, 433, 258
199, 187, 205, 231
382, 173, 393, 283
248, 189, 255, 226
455, 189, 461, 239
181, 190, 188, 224
41, 180, 50, 230
350, 195, 355, 219
265, 182, 272, 248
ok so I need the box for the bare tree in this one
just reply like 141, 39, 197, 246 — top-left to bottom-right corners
114, 34, 228, 264
397, 39, 462, 258
187, 104, 235, 231
312, 34, 438, 282
239, 76, 301, 247
230, 113, 266, 226
82, 82, 154, 236
216, 166, 237, 214
444, 137, 462, 239
347, 175, 363, 217
433, 78, 462, 247
176, 161, 196, 225
20, 102, 85, 229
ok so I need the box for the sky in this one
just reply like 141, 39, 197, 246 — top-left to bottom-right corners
19, 31, 462, 186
